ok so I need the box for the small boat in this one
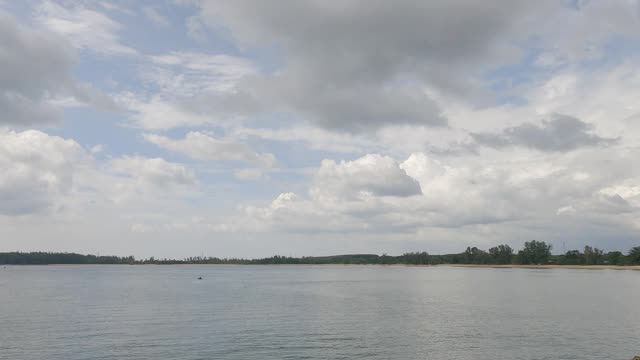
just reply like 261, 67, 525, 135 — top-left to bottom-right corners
197, 276, 203, 280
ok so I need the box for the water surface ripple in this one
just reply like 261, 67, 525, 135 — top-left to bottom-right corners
1, 265, 639, 359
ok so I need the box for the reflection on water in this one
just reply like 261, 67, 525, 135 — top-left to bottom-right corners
1, 265, 639, 360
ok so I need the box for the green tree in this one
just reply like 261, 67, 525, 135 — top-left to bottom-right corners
380, 253, 392, 265
462, 247, 491, 264
517, 240, 552, 265
583, 246, 604, 265
606, 251, 624, 266
628, 246, 640, 265
560, 250, 584, 265
402, 252, 431, 265
488, 245, 514, 264
463, 247, 474, 263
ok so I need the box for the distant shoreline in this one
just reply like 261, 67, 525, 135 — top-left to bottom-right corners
437, 264, 640, 270
4, 246, 640, 267
4, 263, 640, 270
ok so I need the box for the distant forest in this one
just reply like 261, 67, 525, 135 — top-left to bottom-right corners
2, 241, 640, 266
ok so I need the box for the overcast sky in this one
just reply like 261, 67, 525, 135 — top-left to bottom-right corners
1, 0, 640, 258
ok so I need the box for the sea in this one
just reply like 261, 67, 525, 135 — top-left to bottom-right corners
1, 265, 639, 359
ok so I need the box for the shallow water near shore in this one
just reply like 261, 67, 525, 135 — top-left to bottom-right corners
1, 265, 639, 359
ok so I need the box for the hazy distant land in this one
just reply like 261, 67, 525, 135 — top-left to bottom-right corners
2, 241, 640, 268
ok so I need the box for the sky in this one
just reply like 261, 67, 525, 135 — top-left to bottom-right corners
1, 0, 640, 259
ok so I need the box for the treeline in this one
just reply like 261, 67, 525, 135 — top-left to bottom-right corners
425, 242, 640, 266
0, 252, 135, 265
2, 241, 640, 266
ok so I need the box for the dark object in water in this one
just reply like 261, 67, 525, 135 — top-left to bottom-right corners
197, 276, 202, 280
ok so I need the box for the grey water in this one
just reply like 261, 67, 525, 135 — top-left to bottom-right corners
1, 265, 639, 360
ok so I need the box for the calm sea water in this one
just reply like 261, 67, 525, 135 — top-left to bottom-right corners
1, 265, 639, 360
